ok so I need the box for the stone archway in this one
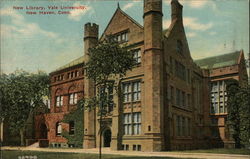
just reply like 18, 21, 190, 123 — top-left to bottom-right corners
103, 128, 111, 147
39, 123, 47, 139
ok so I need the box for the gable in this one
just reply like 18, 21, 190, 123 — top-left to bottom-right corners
100, 8, 144, 45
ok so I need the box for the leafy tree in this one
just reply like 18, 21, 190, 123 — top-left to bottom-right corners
84, 38, 135, 159
0, 70, 49, 146
226, 79, 250, 148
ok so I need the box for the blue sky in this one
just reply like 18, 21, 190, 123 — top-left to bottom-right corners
0, 0, 249, 74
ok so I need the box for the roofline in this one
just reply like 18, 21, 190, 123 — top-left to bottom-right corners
237, 49, 244, 64
100, 7, 143, 40
194, 50, 241, 62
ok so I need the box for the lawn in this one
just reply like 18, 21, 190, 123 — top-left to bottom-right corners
1, 150, 193, 159
178, 148, 250, 155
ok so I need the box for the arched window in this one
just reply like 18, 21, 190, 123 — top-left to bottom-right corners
177, 40, 183, 54
68, 85, 78, 105
56, 122, 62, 136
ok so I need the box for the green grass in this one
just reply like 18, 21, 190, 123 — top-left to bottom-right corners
1, 150, 193, 159
178, 148, 250, 155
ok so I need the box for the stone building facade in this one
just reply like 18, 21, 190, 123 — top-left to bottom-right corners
34, 0, 248, 151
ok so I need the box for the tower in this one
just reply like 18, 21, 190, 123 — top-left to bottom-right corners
143, 0, 164, 151
83, 23, 99, 148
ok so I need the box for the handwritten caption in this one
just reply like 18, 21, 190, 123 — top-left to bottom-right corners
13, 6, 87, 15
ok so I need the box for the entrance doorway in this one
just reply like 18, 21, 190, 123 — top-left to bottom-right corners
40, 123, 47, 139
103, 128, 111, 147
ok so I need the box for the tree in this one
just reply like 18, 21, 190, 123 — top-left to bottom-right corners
84, 38, 135, 159
226, 79, 250, 148
62, 103, 84, 148
0, 70, 49, 146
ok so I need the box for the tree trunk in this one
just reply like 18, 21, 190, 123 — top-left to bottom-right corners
20, 128, 25, 146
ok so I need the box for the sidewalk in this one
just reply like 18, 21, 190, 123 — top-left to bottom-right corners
2, 146, 250, 159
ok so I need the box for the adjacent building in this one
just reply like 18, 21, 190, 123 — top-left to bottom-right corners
195, 50, 248, 148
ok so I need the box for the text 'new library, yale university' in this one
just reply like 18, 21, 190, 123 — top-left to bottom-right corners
3, 0, 248, 152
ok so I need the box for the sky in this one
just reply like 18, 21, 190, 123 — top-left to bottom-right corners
0, 0, 249, 74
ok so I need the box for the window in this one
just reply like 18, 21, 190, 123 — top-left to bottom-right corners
182, 117, 185, 136
137, 145, 141, 151
99, 83, 114, 113
125, 144, 129, 150
133, 112, 141, 135
69, 93, 78, 105
124, 112, 141, 135
56, 122, 62, 136
177, 116, 181, 136
113, 31, 128, 43
56, 96, 63, 107
187, 118, 191, 136
187, 94, 191, 108
123, 81, 141, 102
170, 56, 174, 74
176, 89, 180, 106
170, 86, 174, 104
132, 82, 141, 101
75, 70, 79, 77
187, 69, 190, 83
123, 83, 131, 102
69, 121, 75, 135
210, 80, 228, 114
133, 49, 141, 64
175, 60, 186, 81
133, 145, 136, 151
124, 113, 132, 135
182, 91, 185, 107
176, 40, 183, 54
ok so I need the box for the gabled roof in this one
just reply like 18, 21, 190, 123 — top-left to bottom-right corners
100, 6, 143, 40
51, 6, 144, 74
194, 51, 241, 69
51, 56, 84, 73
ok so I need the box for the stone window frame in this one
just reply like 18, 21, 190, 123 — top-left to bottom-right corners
123, 112, 142, 135
112, 30, 129, 43
123, 81, 141, 103
210, 80, 227, 114
132, 49, 142, 64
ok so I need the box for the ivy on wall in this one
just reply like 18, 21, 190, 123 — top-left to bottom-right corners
62, 104, 83, 148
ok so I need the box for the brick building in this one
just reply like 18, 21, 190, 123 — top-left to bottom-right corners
34, 0, 248, 151
195, 50, 248, 148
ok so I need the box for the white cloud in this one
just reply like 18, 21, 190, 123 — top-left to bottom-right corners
183, 17, 213, 31
122, 0, 140, 11
164, 0, 216, 10
1, 7, 59, 41
186, 32, 197, 38
68, 2, 93, 21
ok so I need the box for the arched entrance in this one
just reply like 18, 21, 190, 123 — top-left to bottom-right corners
40, 123, 47, 139
103, 128, 111, 147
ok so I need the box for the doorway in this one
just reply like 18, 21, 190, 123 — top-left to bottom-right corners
40, 123, 47, 139
103, 128, 111, 147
